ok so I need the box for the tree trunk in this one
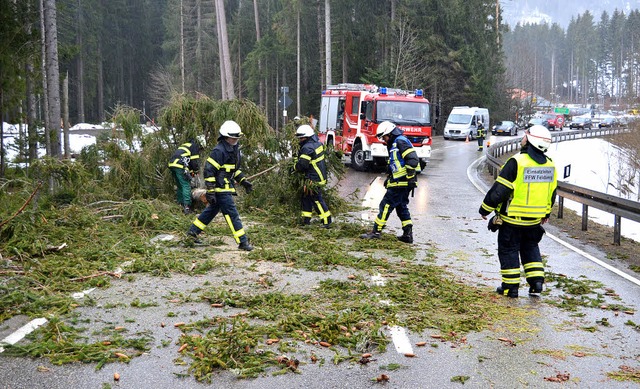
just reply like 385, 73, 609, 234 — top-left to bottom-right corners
215, 0, 235, 100
196, 0, 202, 91
180, 0, 185, 93
215, 0, 227, 99
97, 38, 104, 122
63, 71, 70, 158
26, 62, 38, 163
0, 87, 4, 178
76, 0, 85, 123
44, 0, 61, 158
296, 8, 301, 116
40, 0, 50, 156
324, 0, 331, 86
253, 0, 264, 107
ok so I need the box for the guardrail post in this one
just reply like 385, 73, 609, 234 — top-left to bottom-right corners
614, 215, 621, 245
582, 204, 589, 231
557, 196, 564, 219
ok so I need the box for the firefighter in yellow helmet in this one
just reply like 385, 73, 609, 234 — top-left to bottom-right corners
187, 121, 254, 251
479, 125, 557, 298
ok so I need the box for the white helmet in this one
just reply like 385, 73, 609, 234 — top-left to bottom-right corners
196, 135, 206, 148
376, 121, 396, 139
526, 125, 552, 152
295, 124, 314, 138
219, 120, 243, 138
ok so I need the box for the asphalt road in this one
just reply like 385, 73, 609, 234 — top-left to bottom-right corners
1, 133, 639, 389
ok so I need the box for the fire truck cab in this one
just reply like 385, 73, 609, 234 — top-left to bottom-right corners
318, 83, 432, 172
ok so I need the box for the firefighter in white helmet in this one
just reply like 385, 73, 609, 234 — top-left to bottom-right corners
187, 120, 254, 251
479, 124, 557, 298
476, 119, 485, 151
293, 124, 332, 227
360, 121, 420, 243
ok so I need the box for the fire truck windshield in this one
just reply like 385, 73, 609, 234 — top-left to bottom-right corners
376, 101, 430, 125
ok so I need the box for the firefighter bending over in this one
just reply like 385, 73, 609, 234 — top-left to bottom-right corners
187, 120, 254, 251
361, 121, 419, 243
479, 125, 557, 298
168, 135, 205, 214
292, 125, 332, 228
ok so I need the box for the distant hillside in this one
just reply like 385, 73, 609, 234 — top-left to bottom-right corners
501, 0, 640, 29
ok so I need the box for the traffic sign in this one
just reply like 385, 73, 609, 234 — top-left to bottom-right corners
554, 107, 570, 115
278, 95, 293, 109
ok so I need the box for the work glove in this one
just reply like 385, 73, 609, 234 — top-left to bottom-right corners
383, 177, 390, 188
407, 176, 418, 189
205, 191, 217, 206
241, 180, 253, 193
487, 215, 502, 232
183, 170, 192, 181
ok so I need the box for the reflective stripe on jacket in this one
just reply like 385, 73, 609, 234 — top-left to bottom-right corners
386, 134, 419, 188
494, 153, 557, 225
168, 142, 201, 172
203, 139, 247, 193
295, 134, 327, 185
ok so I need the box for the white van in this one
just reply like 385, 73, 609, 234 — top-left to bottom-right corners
443, 106, 490, 140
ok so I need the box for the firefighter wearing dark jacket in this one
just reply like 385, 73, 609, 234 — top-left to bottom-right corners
361, 121, 420, 243
168, 135, 205, 214
187, 121, 254, 251
479, 124, 557, 298
477, 120, 485, 151
293, 125, 332, 227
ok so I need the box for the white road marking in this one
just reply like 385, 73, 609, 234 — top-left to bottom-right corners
0, 318, 48, 353
389, 325, 414, 354
546, 233, 640, 287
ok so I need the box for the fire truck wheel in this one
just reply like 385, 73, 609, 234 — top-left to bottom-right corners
419, 161, 427, 172
350, 142, 370, 171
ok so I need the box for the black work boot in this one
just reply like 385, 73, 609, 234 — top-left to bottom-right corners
238, 241, 254, 251
187, 230, 203, 244
360, 230, 381, 239
397, 225, 413, 243
496, 283, 519, 298
528, 281, 544, 296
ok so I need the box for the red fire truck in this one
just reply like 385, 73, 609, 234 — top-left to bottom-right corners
317, 83, 433, 171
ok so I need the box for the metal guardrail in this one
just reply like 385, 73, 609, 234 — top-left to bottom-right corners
484, 127, 640, 245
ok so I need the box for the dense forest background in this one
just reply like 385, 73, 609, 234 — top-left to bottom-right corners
1, 0, 640, 163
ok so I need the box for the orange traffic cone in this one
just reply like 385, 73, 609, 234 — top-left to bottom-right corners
465, 135, 469, 143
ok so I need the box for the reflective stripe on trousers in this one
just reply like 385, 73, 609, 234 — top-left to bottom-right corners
189, 192, 247, 243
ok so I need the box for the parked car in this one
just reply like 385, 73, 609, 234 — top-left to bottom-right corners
540, 113, 565, 131
527, 117, 554, 131
491, 121, 518, 136
598, 117, 618, 128
568, 117, 592, 130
